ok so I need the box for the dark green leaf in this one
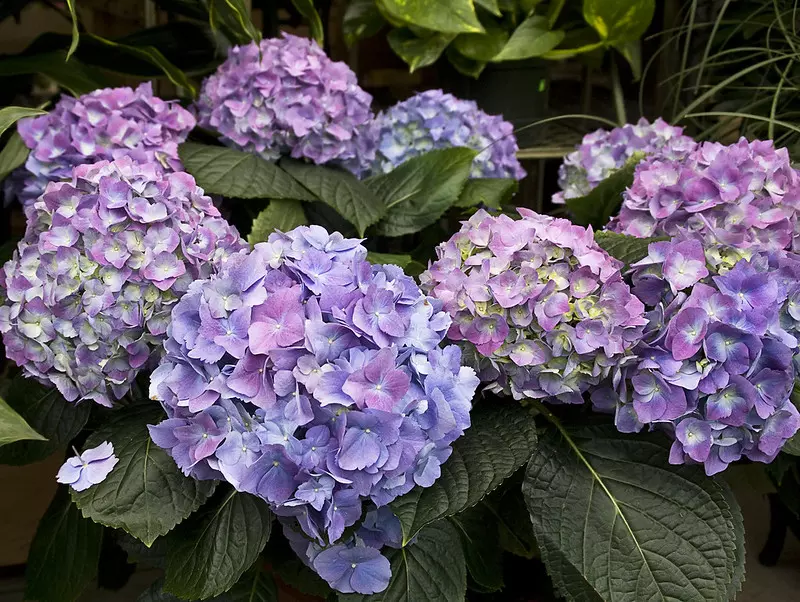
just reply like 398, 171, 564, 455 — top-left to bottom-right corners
387, 29, 454, 71
377, 0, 484, 34
0, 105, 45, 138
366, 252, 414, 269
565, 152, 644, 228
179, 143, 315, 201
452, 26, 508, 61
492, 15, 564, 61
0, 393, 45, 446
593, 231, 666, 267
340, 521, 466, 602
523, 425, 745, 602
615, 40, 642, 80
164, 491, 273, 599
152, 0, 211, 20
209, 0, 262, 45
25, 487, 103, 602
455, 177, 517, 208
486, 488, 537, 559
0, 51, 118, 95
281, 159, 385, 237
474, 0, 501, 16
249, 200, 308, 244
582, 0, 655, 45
343, 0, 386, 45
446, 46, 487, 78
390, 403, 538, 545
71, 405, 217, 546
119, 532, 168, 569
367, 147, 477, 237
65, 0, 80, 60
0, 131, 30, 182
271, 554, 332, 598
291, 0, 325, 46
449, 504, 503, 593
0, 376, 91, 466
140, 568, 277, 602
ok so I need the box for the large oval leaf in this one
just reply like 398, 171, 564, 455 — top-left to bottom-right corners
523, 425, 744, 602
377, 0, 484, 34
0, 394, 45, 447
583, 0, 656, 44
390, 402, 538, 545
248, 200, 308, 245
387, 29, 454, 72
492, 16, 565, 62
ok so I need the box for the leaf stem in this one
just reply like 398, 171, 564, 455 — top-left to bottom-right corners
610, 55, 627, 126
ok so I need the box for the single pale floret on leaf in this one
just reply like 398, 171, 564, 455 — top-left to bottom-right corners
0, 157, 246, 407
56, 441, 118, 492
421, 209, 647, 403
148, 225, 478, 595
194, 33, 377, 177
370, 89, 526, 181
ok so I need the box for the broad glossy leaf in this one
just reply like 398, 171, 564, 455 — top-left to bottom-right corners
65, 0, 79, 59
291, 0, 325, 46
282, 159, 385, 237
387, 29, 454, 71
455, 177, 517, 208
377, 0, 484, 34
26, 487, 103, 602
71, 405, 217, 546
449, 504, 503, 593
140, 569, 277, 602
249, 200, 308, 244
0, 393, 45, 447
523, 425, 745, 602
583, 0, 655, 44
452, 26, 508, 61
0, 105, 45, 138
492, 15, 564, 61
164, 491, 273, 599
179, 143, 315, 201
474, 0, 501, 16
390, 403, 538, 544
368, 147, 476, 237
446, 46, 486, 78
0, 131, 30, 182
593, 231, 667, 267
343, 0, 386, 45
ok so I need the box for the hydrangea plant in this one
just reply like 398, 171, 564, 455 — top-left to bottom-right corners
148, 225, 478, 594
0, 157, 245, 407
592, 238, 800, 474
11, 83, 195, 211
421, 209, 647, 402
370, 90, 526, 180
194, 33, 377, 176
553, 118, 695, 204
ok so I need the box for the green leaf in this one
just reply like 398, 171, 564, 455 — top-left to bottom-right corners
377, 0, 484, 34
593, 231, 667, 267
71, 405, 217, 546
270, 554, 332, 598
0, 51, 120, 96
291, 0, 325, 46
446, 46, 487, 78
0, 131, 30, 182
340, 521, 466, 602
25, 487, 103, 602
486, 488, 537, 559
366, 252, 414, 269
523, 424, 745, 602
449, 504, 503, 593
455, 177, 517, 208
164, 491, 273, 599
179, 143, 315, 201
390, 403, 538, 545
474, 0, 501, 16
367, 147, 477, 237
615, 40, 642, 80
387, 29, 454, 71
492, 15, 565, 61
343, 0, 386, 45
583, 0, 655, 45
0, 105, 46, 138
452, 25, 508, 61
565, 152, 644, 228
140, 569, 277, 602
783, 381, 800, 455
249, 200, 308, 244
281, 159, 385, 237
0, 394, 45, 447
0, 376, 91, 466
209, 0, 262, 45
65, 0, 80, 60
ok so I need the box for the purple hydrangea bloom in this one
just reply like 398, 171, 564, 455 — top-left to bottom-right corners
148, 226, 478, 594
610, 138, 800, 258
56, 441, 118, 491
10, 83, 195, 211
421, 209, 647, 402
370, 90, 526, 181
0, 158, 246, 407
593, 238, 800, 475
553, 118, 696, 204
194, 34, 377, 177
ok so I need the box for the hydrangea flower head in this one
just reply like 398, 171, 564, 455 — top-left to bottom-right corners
370, 89, 526, 180
148, 225, 478, 594
593, 238, 800, 474
610, 138, 800, 257
0, 157, 246, 406
11, 83, 195, 210
194, 34, 377, 176
56, 442, 118, 491
421, 209, 647, 402
553, 118, 695, 203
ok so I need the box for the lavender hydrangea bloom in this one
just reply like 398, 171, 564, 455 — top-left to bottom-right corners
148, 226, 478, 594
421, 209, 647, 403
610, 138, 800, 257
11, 83, 195, 211
553, 118, 696, 204
194, 34, 377, 177
0, 158, 246, 407
593, 238, 800, 474
56, 442, 118, 491
370, 90, 526, 181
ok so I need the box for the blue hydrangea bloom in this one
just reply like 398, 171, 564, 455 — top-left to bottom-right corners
370, 89, 526, 180
56, 442, 118, 491
194, 34, 377, 177
148, 225, 478, 594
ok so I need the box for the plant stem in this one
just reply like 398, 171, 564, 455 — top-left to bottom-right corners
610, 55, 627, 126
